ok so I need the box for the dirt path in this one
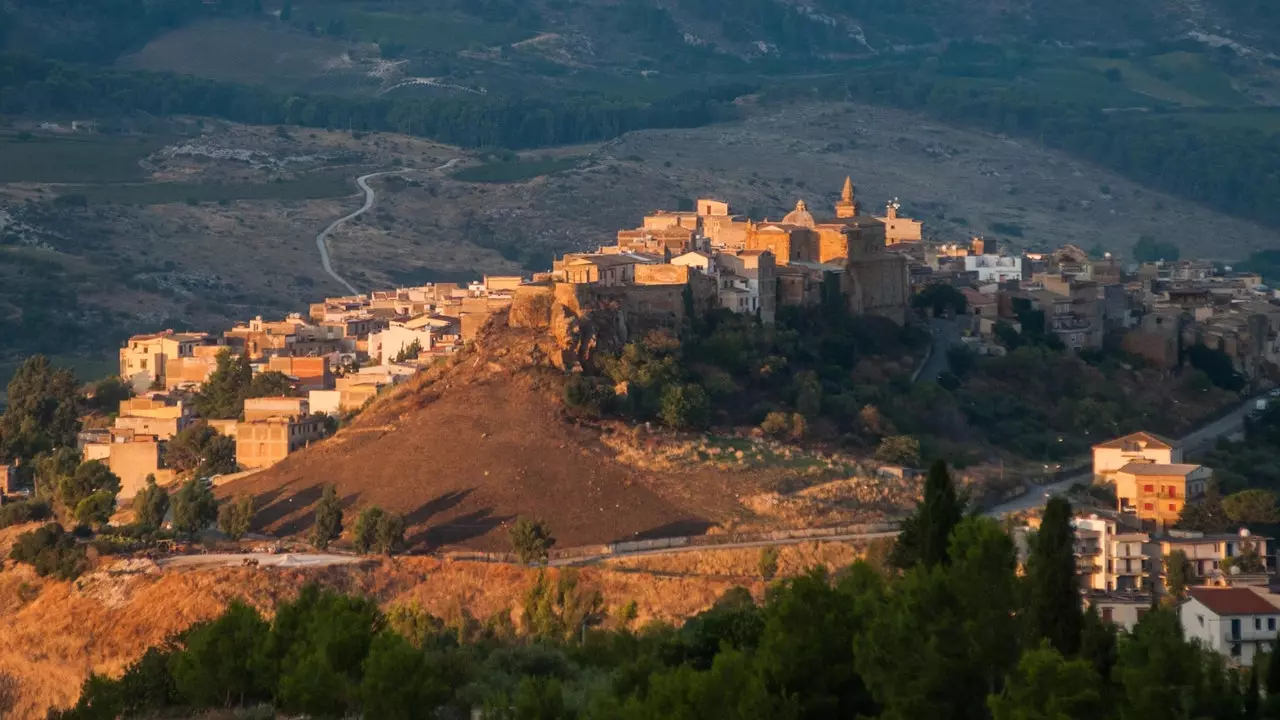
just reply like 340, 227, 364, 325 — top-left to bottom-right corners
315, 158, 459, 294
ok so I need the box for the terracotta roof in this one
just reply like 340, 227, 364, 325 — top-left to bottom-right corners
1188, 587, 1279, 616
1092, 431, 1178, 452
1118, 462, 1203, 476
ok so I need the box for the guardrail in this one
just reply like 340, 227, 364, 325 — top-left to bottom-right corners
438, 521, 904, 566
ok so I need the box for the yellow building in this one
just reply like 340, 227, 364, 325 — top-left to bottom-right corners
119, 331, 209, 392
1092, 431, 1182, 482
236, 416, 325, 470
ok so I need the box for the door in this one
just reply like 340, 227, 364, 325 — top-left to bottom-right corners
1231, 618, 1241, 640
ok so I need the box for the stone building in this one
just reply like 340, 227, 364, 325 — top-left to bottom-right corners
119, 331, 211, 392
744, 178, 910, 323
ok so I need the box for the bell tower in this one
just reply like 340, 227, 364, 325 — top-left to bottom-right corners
835, 176, 858, 218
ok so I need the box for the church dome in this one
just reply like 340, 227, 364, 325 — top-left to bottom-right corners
782, 200, 815, 228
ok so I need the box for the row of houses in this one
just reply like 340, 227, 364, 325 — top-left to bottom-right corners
103, 278, 525, 498
907, 240, 1280, 377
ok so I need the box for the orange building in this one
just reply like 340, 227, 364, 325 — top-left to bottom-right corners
1115, 463, 1212, 531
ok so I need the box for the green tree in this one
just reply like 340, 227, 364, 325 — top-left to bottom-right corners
217, 494, 255, 540
392, 339, 423, 363
268, 585, 382, 717
1114, 608, 1204, 720
75, 490, 117, 528
890, 459, 963, 569
510, 516, 555, 564
9, 522, 86, 579
33, 446, 82, 501
875, 435, 921, 467
132, 474, 169, 529
197, 435, 238, 478
912, 283, 968, 317
1026, 496, 1082, 656
1163, 549, 1194, 600
352, 506, 403, 554
522, 569, 604, 642
58, 460, 121, 524
1267, 636, 1280, 716
0, 355, 81, 462
858, 517, 1020, 719
988, 642, 1103, 720
166, 422, 236, 477
1079, 606, 1118, 704
659, 382, 711, 430
87, 376, 132, 414
758, 546, 779, 581
756, 566, 879, 719
360, 631, 447, 719
1223, 489, 1280, 524
246, 370, 296, 399
375, 510, 405, 555
172, 478, 216, 538
1177, 480, 1231, 533
614, 648, 795, 720
1222, 538, 1267, 574
169, 601, 270, 708
194, 350, 252, 419
311, 484, 343, 550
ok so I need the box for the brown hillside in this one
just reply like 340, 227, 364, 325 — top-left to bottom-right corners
0, 550, 755, 719
221, 318, 730, 552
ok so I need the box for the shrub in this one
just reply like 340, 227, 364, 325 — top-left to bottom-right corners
132, 475, 169, 530
563, 375, 616, 417
171, 479, 216, 539
352, 507, 404, 555
758, 546, 779, 580
510, 516, 555, 565
0, 498, 51, 529
875, 435, 922, 467
660, 383, 710, 430
9, 523, 87, 579
217, 494, 255, 541
760, 411, 792, 438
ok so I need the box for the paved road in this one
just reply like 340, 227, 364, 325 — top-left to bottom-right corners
551, 531, 903, 567
915, 316, 960, 383
984, 392, 1266, 517
160, 552, 366, 570
315, 159, 459, 294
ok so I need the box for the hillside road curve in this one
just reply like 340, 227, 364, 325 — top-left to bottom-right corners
315, 158, 459, 294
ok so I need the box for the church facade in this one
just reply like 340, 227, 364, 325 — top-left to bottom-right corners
739, 178, 911, 324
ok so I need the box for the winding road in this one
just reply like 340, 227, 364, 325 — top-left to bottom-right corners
315, 159, 459, 295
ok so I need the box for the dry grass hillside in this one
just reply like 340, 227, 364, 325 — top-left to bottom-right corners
219, 317, 919, 552
0, 535, 761, 719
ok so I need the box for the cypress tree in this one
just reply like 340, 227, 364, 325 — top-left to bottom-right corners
1028, 496, 1083, 656
1268, 634, 1280, 695
311, 484, 344, 550
892, 459, 963, 568
919, 459, 963, 567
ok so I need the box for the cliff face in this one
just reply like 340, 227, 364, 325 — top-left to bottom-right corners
507, 283, 627, 372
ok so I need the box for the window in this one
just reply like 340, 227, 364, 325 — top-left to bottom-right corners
1144, 484, 1155, 493
1169, 504, 1177, 512
1101, 607, 1113, 622
1167, 486, 1178, 498
1198, 615, 1205, 627
1231, 643, 1242, 658
1143, 503, 1154, 511
1270, 618, 1276, 631
1257, 618, 1264, 631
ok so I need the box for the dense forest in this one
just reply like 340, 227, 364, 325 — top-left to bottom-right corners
0, 53, 751, 149
33, 474, 1280, 720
